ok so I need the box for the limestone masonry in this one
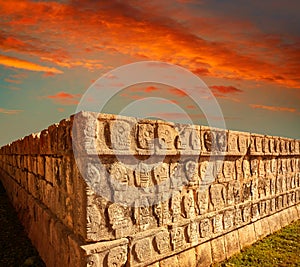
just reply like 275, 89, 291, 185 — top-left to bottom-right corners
0, 111, 300, 266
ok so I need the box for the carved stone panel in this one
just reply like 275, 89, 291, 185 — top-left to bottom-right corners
227, 180, 240, 205
110, 162, 130, 202
228, 131, 239, 154
251, 203, 260, 221
191, 126, 201, 150
238, 134, 250, 154
187, 222, 199, 245
171, 192, 182, 223
242, 204, 251, 223
108, 203, 131, 238
170, 162, 184, 189
234, 207, 243, 226
154, 162, 170, 192
223, 160, 235, 181
110, 120, 131, 150
209, 184, 226, 210
200, 218, 212, 238
154, 200, 171, 226
171, 227, 185, 250
137, 123, 154, 150
242, 181, 252, 202
250, 158, 258, 178
196, 189, 209, 214
87, 254, 100, 267
185, 160, 199, 186
157, 123, 175, 150
183, 190, 196, 219
223, 209, 234, 230
242, 159, 251, 179
107, 246, 128, 267
154, 230, 171, 254
213, 213, 224, 233
135, 163, 152, 189
134, 201, 152, 231
134, 238, 152, 263
216, 131, 228, 152
175, 126, 191, 150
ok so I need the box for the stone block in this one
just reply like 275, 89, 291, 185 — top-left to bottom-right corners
224, 230, 240, 259
160, 255, 180, 267
211, 236, 226, 263
177, 248, 197, 267
195, 241, 212, 267
238, 223, 257, 248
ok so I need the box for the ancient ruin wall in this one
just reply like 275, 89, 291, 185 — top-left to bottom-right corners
0, 111, 300, 267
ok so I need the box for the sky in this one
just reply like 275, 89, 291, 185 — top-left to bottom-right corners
0, 0, 300, 146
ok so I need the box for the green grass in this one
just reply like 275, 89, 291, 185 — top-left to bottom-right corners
216, 220, 300, 267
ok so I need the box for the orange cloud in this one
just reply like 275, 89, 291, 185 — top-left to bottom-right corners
169, 88, 188, 97
210, 85, 242, 94
250, 104, 297, 113
0, 108, 23, 115
0, 55, 63, 74
0, 0, 299, 88
46, 91, 81, 105
144, 86, 159, 92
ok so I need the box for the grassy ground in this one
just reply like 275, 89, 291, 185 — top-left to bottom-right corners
216, 219, 300, 267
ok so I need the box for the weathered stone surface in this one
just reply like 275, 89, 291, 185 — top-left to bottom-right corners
0, 111, 299, 267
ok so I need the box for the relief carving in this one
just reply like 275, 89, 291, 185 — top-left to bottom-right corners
258, 159, 265, 178
196, 189, 209, 214
154, 200, 171, 226
134, 238, 151, 263
203, 130, 214, 152
210, 184, 226, 210
110, 120, 131, 150
183, 190, 196, 219
171, 192, 182, 223
251, 203, 260, 221
187, 222, 199, 245
171, 227, 185, 250
213, 213, 223, 233
234, 207, 243, 226
242, 159, 251, 179
137, 124, 154, 150
154, 230, 171, 254
216, 131, 227, 152
242, 181, 252, 202
185, 160, 199, 186
238, 135, 249, 154
236, 158, 243, 180
223, 209, 234, 230
200, 218, 212, 238
258, 178, 266, 198
175, 126, 190, 150
134, 200, 152, 231
107, 246, 127, 267
191, 127, 201, 150
256, 136, 263, 152
108, 203, 131, 238
242, 204, 251, 222
223, 160, 235, 181
250, 158, 258, 178
135, 163, 152, 189
110, 162, 129, 202
87, 254, 100, 267
227, 180, 240, 205
228, 132, 238, 153
158, 124, 175, 150
154, 162, 170, 192
170, 162, 183, 189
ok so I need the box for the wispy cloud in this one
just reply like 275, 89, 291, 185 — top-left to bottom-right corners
250, 104, 297, 113
210, 85, 242, 94
0, 108, 23, 115
0, 55, 63, 74
46, 91, 81, 105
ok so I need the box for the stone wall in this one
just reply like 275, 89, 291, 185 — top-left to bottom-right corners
0, 111, 299, 267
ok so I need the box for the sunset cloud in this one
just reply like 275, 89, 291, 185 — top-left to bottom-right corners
46, 91, 82, 105
250, 104, 297, 113
210, 85, 242, 94
0, 108, 23, 115
0, 55, 63, 74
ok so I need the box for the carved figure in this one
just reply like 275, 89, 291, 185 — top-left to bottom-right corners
203, 131, 214, 152
87, 254, 100, 267
158, 124, 174, 150
185, 160, 199, 186
183, 190, 195, 219
154, 231, 171, 254
238, 135, 248, 154
108, 203, 130, 237
135, 163, 152, 189
110, 120, 131, 150
213, 213, 223, 233
242, 159, 251, 179
196, 189, 209, 214
107, 246, 127, 267
134, 200, 151, 231
154, 200, 171, 226
187, 222, 199, 245
200, 218, 212, 238
209, 184, 226, 210
171, 227, 184, 250
191, 127, 201, 150
110, 162, 129, 194
217, 131, 227, 152
228, 133, 238, 153
171, 192, 181, 223
137, 124, 154, 149
223, 209, 234, 230
227, 180, 240, 205
154, 163, 169, 192
170, 162, 183, 189
134, 238, 151, 263
176, 126, 190, 149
